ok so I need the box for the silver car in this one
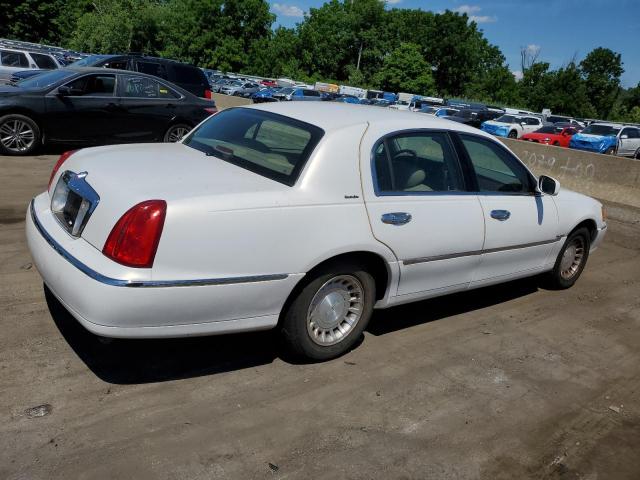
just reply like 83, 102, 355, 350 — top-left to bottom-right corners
617, 126, 640, 159
0, 48, 61, 81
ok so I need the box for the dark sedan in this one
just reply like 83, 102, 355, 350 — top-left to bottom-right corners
0, 67, 216, 155
443, 108, 504, 129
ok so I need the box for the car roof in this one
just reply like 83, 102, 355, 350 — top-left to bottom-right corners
244, 102, 496, 138
0, 47, 54, 56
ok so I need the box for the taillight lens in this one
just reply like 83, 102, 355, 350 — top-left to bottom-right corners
48, 150, 76, 190
102, 200, 167, 268
204, 89, 213, 99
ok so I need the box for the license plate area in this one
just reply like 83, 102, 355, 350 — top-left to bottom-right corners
51, 171, 100, 237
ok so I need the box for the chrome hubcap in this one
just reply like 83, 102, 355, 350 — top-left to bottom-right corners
167, 126, 189, 142
560, 237, 585, 280
307, 275, 364, 346
0, 119, 35, 152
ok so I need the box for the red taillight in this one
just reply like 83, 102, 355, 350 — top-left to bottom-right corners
204, 89, 213, 99
102, 200, 167, 268
204, 107, 217, 115
48, 150, 76, 190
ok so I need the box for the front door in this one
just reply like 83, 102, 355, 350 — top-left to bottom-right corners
456, 133, 560, 284
44, 73, 121, 143
362, 129, 485, 298
618, 127, 640, 157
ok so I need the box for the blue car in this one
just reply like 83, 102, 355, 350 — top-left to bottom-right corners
251, 87, 280, 103
569, 123, 621, 155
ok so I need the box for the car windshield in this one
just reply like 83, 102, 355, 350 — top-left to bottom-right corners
17, 69, 76, 88
582, 125, 620, 137
536, 126, 562, 134
420, 107, 438, 114
68, 54, 114, 67
183, 108, 325, 186
495, 115, 517, 123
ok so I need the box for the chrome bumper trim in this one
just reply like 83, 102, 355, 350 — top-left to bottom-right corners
30, 200, 289, 288
404, 236, 564, 266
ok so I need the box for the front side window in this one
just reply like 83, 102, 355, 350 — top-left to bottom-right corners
622, 128, 639, 139
30, 53, 57, 69
64, 74, 116, 96
495, 115, 517, 124
373, 132, 465, 194
1, 50, 29, 68
183, 108, 324, 186
460, 134, 534, 194
121, 76, 179, 98
526, 117, 541, 125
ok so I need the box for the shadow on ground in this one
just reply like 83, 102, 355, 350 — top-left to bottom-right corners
46, 278, 540, 385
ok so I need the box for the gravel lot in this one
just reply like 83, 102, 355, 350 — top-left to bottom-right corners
1, 150, 639, 479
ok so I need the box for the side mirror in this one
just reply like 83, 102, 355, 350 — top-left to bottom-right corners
539, 175, 560, 196
620, 134, 628, 139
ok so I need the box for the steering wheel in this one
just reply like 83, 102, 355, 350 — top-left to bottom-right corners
393, 149, 417, 160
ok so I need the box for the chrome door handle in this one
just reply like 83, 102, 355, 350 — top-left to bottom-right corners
490, 209, 511, 221
381, 212, 412, 226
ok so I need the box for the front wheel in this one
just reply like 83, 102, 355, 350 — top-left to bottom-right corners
163, 123, 191, 143
279, 263, 375, 361
0, 114, 41, 155
604, 147, 616, 155
508, 130, 518, 139
545, 227, 591, 289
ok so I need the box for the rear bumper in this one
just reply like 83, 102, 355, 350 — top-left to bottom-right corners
26, 195, 302, 338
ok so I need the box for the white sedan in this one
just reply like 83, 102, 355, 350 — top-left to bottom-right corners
27, 103, 607, 360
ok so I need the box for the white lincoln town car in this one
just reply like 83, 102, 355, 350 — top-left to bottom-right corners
27, 103, 607, 360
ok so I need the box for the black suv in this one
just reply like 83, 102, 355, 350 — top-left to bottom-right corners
70, 54, 211, 98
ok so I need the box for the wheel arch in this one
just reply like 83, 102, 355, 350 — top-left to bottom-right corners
278, 250, 393, 324
569, 218, 598, 243
0, 107, 44, 127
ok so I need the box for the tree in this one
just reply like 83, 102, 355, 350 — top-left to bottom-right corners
373, 43, 435, 94
0, 0, 66, 44
580, 47, 624, 119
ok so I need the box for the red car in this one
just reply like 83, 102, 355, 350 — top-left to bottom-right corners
521, 126, 578, 147
260, 79, 278, 87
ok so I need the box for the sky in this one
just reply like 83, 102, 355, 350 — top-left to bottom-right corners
268, 0, 640, 88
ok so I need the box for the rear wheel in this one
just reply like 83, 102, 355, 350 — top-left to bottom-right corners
545, 227, 591, 289
508, 130, 518, 139
280, 262, 375, 361
0, 114, 41, 155
634, 149, 640, 159
163, 123, 191, 143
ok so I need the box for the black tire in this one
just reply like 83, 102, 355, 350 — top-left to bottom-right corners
279, 262, 376, 361
163, 123, 191, 143
545, 227, 591, 290
508, 130, 518, 139
634, 149, 640, 159
0, 113, 41, 155
553, 141, 560, 146
604, 147, 616, 155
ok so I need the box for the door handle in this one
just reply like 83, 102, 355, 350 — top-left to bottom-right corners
490, 210, 511, 221
381, 212, 412, 226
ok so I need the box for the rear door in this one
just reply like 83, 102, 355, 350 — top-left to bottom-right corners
361, 128, 485, 298
117, 74, 183, 142
455, 133, 560, 284
618, 128, 640, 157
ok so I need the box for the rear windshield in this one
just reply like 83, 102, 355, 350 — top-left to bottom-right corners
536, 126, 562, 134
183, 108, 324, 186
582, 124, 620, 137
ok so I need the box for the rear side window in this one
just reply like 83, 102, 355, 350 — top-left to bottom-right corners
121, 76, 179, 98
373, 132, 465, 194
136, 61, 164, 78
30, 53, 57, 69
1, 50, 29, 68
172, 65, 205, 85
459, 134, 534, 194
183, 108, 324, 186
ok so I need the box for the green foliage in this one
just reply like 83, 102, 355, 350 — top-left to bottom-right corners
580, 47, 624, 119
373, 43, 434, 95
0, 0, 633, 122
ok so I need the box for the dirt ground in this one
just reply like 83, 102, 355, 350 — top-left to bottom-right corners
1, 151, 639, 480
